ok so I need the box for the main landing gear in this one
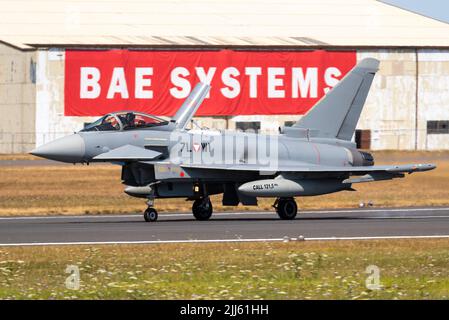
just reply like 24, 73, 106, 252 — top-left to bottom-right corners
143, 196, 294, 222
192, 197, 213, 221
143, 197, 214, 222
274, 197, 298, 220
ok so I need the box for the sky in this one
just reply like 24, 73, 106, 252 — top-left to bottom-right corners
382, 0, 449, 24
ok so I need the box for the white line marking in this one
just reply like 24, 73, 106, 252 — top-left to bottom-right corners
1, 235, 449, 247
0, 207, 448, 221
304, 207, 449, 214
0, 214, 140, 220
364, 215, 449, 220
304, 235, 449, 241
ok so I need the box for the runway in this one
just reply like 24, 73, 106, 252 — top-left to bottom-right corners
1, 207, 449, 246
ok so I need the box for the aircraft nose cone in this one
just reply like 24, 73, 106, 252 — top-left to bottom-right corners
30, 134, 85, 163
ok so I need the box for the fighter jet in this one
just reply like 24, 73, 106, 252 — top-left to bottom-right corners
31, 58, 436, 222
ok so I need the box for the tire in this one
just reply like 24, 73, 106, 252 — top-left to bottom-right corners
192, 198, 213, 221
276, 198, 297, 220
144, 207, 158, 222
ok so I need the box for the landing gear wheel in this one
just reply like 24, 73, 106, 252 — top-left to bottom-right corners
192, 198, 213, 221
143, 207, 158, 222
276, 198, 298, 220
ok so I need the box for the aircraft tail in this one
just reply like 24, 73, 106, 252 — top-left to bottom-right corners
293, 58, 379, 141
171, 82, 210, 130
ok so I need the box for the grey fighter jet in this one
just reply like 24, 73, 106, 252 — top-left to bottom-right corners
31, 58, 436, 222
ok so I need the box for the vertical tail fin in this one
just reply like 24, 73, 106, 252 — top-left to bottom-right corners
293, 58, 379, 141
171, 82, 210, 130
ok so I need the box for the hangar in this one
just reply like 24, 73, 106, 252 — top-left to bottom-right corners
1, 0, 449, 153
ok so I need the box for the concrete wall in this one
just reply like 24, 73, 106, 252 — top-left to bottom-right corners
357, 49, 418, 150
417, 50, 449, 150
0, 43, 36, 153
6, 47, 449, 151
35, 49, 95, 146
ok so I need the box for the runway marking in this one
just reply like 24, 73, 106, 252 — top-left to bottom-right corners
0, 207, 448, 221
364, 215, 449, 219
1, 234, 449, 247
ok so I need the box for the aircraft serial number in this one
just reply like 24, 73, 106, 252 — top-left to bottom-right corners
253, 183, 278, 190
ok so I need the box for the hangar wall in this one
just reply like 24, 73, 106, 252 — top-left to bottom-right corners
357, 49, 449, 150
1, 47, 448, 152
357, 50, 418, 150
0, 43, 36, 153
417, 50, 449, 150
35, 49, 93, 146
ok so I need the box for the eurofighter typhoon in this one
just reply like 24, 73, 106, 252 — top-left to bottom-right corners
31, 58, 435, 222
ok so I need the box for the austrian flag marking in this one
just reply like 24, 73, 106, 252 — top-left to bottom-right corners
64, 50, 356, 117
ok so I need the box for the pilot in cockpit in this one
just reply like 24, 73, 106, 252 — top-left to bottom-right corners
97, 115, 119, 131
117, 112, 135, 129
125, 112, 135, 129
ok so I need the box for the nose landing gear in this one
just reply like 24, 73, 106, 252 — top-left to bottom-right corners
143, 197, 158, 222
144, 207, 158, 222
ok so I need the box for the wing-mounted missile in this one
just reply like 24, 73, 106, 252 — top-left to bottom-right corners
171, 82, 211, 130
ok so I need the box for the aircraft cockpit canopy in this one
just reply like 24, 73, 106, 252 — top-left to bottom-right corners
80, 111, 168, 132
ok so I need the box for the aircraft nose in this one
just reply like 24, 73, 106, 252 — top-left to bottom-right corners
30, 134, 85, 163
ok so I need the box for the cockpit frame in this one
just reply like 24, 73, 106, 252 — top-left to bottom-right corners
80, 111, 169, 132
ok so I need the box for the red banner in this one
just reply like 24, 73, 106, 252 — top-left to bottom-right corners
64, 50, 356, 116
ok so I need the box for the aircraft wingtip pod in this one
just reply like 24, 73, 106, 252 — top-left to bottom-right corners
418, 163, 437, 171
386, 163, 437, 173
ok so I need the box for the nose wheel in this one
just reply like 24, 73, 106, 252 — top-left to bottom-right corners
143, 207, 158, 222
192, 197, 213, 221
274, 197, 298, 220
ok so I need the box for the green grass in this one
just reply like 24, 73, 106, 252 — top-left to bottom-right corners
0, 239, 448, 299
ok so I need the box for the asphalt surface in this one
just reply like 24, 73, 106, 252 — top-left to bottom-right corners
0, 207, 449, 245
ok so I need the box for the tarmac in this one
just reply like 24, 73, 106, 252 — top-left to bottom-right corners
1, 207, 449, 246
